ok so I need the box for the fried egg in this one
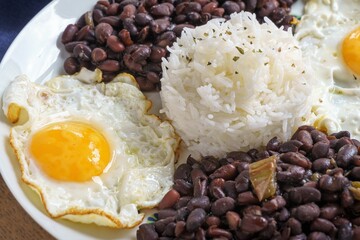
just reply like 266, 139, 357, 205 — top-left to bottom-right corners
295, 0, 360, 136
2, 68, 179, 228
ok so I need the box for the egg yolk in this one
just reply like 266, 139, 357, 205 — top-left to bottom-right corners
342, 27, 360, 76
29, 121, 111, 182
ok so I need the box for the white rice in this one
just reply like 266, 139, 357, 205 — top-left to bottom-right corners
160, 12, 314, 157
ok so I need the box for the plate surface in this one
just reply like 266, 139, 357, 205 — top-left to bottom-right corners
0, 0, 155, 239
0, 0, 304, 239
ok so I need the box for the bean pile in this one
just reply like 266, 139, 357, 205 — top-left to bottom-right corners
61, 0, 297, 91
137, 125, 360, 239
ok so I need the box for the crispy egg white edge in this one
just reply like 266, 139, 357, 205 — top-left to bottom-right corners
3, 69, 180, 228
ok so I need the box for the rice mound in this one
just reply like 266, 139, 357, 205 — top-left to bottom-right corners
160, 12, 314, 157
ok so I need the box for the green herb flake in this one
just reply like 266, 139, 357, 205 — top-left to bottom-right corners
204, 32, 209, 37
235, 71, 239, 74
264, 62, 269, 66
236, 47, 245, 55
291, 63, 295, 67
207, 62, 212, 66
225, 31, 232, 35
233, 56, 240, 62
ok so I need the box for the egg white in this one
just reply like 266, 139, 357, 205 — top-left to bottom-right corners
2, 69, 179, 228
295, 0, 360, 136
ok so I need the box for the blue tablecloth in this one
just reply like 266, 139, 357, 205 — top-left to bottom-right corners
0, 0, 51, 61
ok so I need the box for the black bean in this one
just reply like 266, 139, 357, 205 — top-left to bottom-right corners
62, 24, 79, 44
341, 188, 354, 208
158, 208, 177, 219
175, 221, 186, 237
338, 222, 353, 240
209, 164, 237, 180
227, 151, 253, 162
226, 211, 241, 230
211, 197, 235, 216
241, 214, 268, 233
287, 217, 302, 235
186, 208, 206, 232
289, 233, 307, 240
291, 202, 320, 222
335, 137, 354, 151
206, 215, 221, 227
155, 31, 176, 48
337, 144, 358, 168
176, 207, 190, 221
310, 218, 336, 235
277, 165, 305, 183
91, 47, 107, 63
192, 177, 207, 197
237, 191, 259, 205
95, 22, 113, 44
174, 196, 192, 210
312, 158, 333, 173
119, 4, 136, 20
184, 2, 202, 13
162, 222, 176, 237
174, 163, 192, 182
173, 179, 193, 196
280, 152, 311, 169
150, 18, 170, 34
173, 24, 195, 37
292, 129, 313, 152
278, 208, 290, 222
187, 196, 210, 211
279, 140, 303, 153
311, 130, 329, 143
150, 3, 174, 16
307, 232, 331, 240
154, 216, 175, 234
137, 223, 158, 240
64, 57, 80, 75
312, 141, 330, 159
222, 1, 241, 14
195, 228, 206, 240
235, 170, 249, 193
223, 181, 237, 199
318, 175, 345, 192
207, 226, 233, 239
287, 186, 321, 205
262, 196, 286, 213
158, 189, 180, 209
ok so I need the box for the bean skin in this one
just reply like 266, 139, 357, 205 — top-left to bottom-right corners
95, 22, 113, 44
240, 214, 268, 233
291, 203, 320, 222
310, 218, 336, 235
137, 224, 159, 240
98, 59, 120, 72
287, 186, 321, 205
91, 48, 107, 63
186, 208, 207, 232
280, 152, 312, 169
62, 24, 79, 44
187, 196, 210, 211
336, 144, 358, 168
209, 164, 237, 180
211, 197, 235, 216
158, 189, 180, 209
64, 57, 80, 75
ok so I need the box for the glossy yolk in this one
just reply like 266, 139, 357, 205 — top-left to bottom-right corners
29, 121, 111, 182
342, 27, 360, 76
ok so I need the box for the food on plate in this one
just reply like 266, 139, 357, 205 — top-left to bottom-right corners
2, 68, 179, 228
160, 12, 314, 158
61, 0, 298, 91
137, 125, 360, 239
295, 0, 360, 140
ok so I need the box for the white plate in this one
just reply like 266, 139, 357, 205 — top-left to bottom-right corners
0, 0, 304, 239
